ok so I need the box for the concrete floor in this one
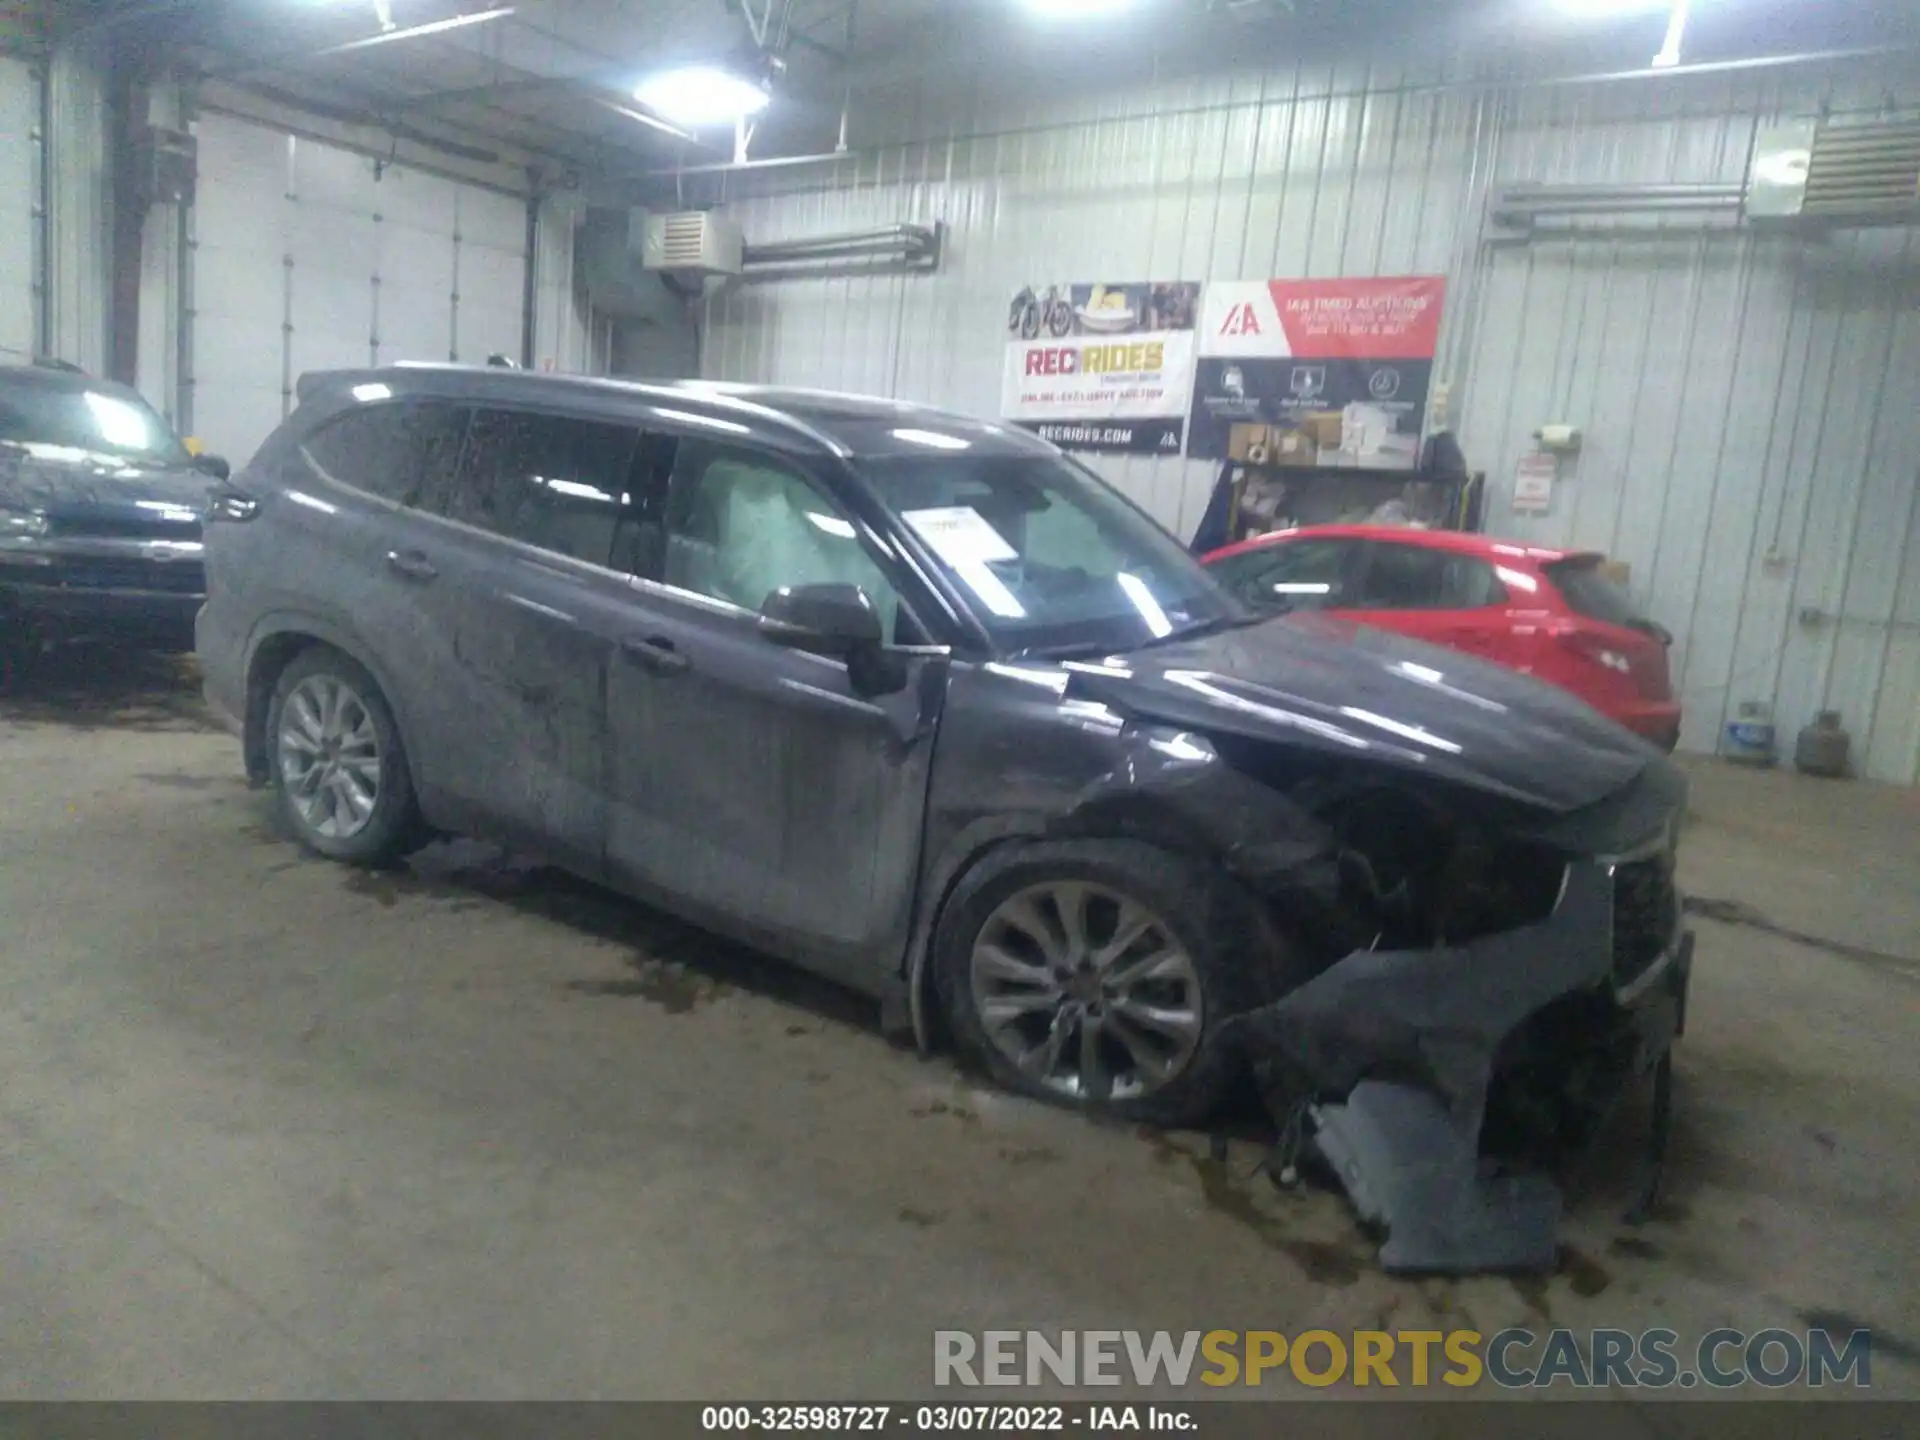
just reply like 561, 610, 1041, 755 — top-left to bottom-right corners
1, 647, 1916, 1401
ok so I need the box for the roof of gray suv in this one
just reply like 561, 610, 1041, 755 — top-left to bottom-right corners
301, 365, 1049, 462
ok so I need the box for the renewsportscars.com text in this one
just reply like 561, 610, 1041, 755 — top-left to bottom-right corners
933, 1327, 1874, 1390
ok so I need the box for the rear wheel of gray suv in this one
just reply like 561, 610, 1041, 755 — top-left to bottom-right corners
934, 839, 1298, 1126
267, 648, 420, 866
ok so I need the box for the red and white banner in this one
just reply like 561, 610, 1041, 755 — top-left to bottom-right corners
1188, 277, 1447, 466
1199, 278, 1446, 359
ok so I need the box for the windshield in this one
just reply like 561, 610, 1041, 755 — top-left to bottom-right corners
0, 375, 191, 465
857, 451, 1245, 654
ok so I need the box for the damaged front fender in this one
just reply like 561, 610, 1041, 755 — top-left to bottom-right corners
1223, 860, 1693, 1274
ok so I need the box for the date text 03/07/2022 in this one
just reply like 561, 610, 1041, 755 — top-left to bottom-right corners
700, 1405, 1193, 1433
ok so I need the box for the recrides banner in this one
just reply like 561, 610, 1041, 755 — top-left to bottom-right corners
1187, 277, 1446, 468
1001, 282, 1200, 454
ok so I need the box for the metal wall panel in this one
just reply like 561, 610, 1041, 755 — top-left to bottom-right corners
186, 113, 530, 465
529, 196, 613, 376
0, 56, 37, 365
45, 46, 110, 374
697, 56, 1920, 783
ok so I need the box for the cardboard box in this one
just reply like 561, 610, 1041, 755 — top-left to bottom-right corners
1304, 411, 1345, 448
1272, 427, 1319, 467
1228, 423, 1270, 463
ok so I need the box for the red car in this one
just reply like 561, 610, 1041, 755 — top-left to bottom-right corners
1201, 524, 1681, 750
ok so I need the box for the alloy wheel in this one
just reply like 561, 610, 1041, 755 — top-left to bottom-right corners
277, 674, 382, 841
969, 881, 1203, 1103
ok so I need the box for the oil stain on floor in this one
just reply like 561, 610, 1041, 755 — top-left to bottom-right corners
568, 960, 733, 1014
1140, 1127, 1369, 1286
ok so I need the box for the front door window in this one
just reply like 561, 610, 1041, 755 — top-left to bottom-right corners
659, 441, 908, 643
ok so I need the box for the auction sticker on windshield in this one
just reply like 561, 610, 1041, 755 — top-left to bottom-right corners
903, 507, 1019, 568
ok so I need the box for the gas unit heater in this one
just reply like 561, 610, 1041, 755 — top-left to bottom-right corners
641, 211, 745, 279
1745, 116, 1920, 226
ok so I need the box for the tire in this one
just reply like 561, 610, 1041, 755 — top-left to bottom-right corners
933, 839, 1302, 1127
265, 647, 421, 866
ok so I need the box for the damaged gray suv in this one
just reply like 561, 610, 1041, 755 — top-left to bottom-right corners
198, 368, 1692, 1271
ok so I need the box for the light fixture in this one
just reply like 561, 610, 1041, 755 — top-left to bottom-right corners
633, 66, 770, 129
1652, 0, 1690, 67
313, 7, 515, 57
593, 98, 698, 144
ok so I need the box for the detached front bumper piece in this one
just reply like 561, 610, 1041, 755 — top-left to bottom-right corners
1228, 857, 1692, 1275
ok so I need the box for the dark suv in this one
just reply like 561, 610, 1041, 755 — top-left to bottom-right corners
0, 362, 229, 648
198, 367, 1691, 1269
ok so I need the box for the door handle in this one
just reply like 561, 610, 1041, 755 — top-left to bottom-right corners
385, 549, 438, 583
621, 635, 691, 675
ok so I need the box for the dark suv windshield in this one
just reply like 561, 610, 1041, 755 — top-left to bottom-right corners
857, 450, 1244, 655
0, 372, 190, 465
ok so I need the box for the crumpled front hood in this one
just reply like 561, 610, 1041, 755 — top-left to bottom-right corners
0, 443, 212, 524
1075, 613, 1655, 813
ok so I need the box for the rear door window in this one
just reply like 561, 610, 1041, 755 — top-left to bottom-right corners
1208, 539, 1357, 612
1546, 557, 1643, 626
434, 408, 642, 567
296, 401, 467, 505
1354, 542, 1506, 610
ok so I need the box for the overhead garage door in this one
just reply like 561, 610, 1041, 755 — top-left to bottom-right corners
0, 57, 38, 364
191, 112, 527, 465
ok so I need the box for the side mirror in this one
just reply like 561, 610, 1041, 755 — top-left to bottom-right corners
191, 453, 232, 482
758, 582, 884, 655
757, 582, 905, 696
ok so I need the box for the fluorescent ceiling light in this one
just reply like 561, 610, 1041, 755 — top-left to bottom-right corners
1652, 0, 1690, 66
313, 7, 515, 56
633, 66, 770, 129
592, 98, 698, 144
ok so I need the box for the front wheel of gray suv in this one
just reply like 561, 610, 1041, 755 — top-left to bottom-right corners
266, 648, 420, 866
933, 839, 1305, 1127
